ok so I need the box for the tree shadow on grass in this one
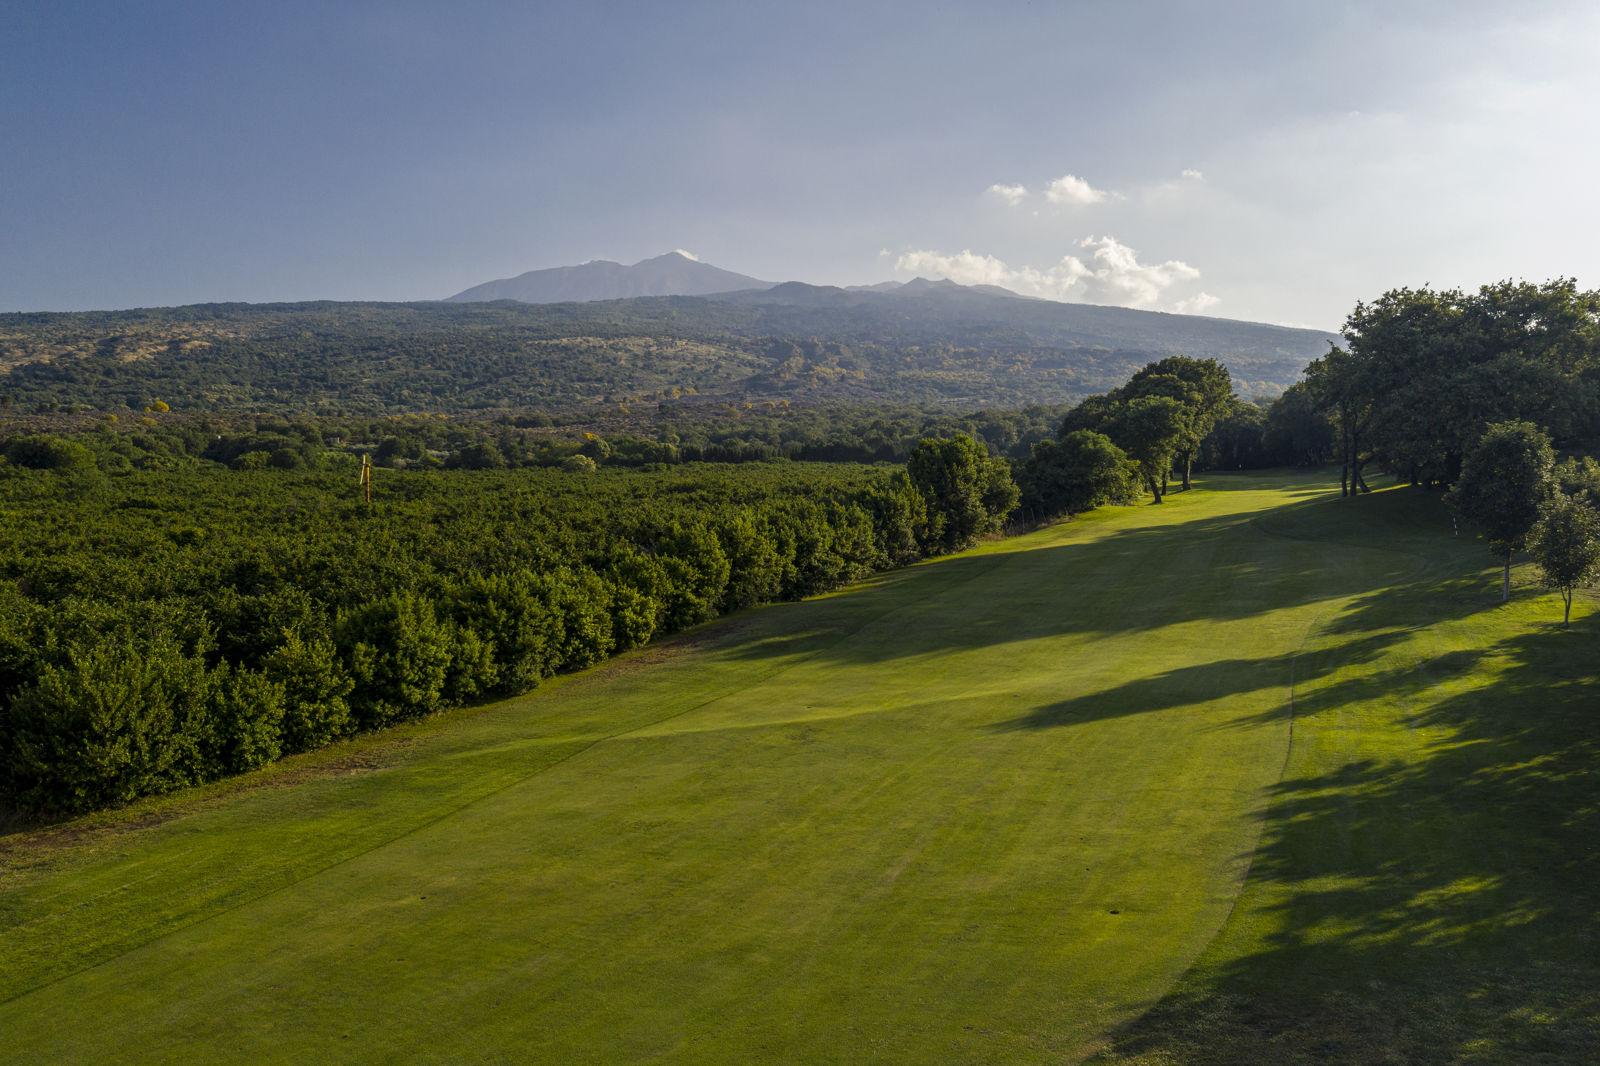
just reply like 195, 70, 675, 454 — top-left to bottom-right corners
1092, 616, 1600, 1064
986, 630, 1408, 733
723, 486, 1485, 671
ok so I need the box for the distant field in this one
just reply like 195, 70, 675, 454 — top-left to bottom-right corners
2, 473, 1594, 1062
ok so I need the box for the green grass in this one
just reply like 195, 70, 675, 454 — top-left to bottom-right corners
2, 472, 1595, 1062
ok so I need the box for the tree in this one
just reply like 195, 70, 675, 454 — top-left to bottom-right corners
1446, 421, 1555, 602
1105, 396, 1187, 502
1124, 357, 1234, 489
1199, 399, 1267, 470
1304, 345, 1375, 495
861, 470, 930, 567
1262, 383, 1335, 467
1019, 430, 1140, 517
1311, 281, 1600, 494
1058, 394, 1119, 436
207, 665, 286, 774
907, 434, 1018, 551
1528, 494, 1600, 626
1554, 456, 1600, 508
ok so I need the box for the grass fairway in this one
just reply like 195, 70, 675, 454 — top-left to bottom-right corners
2, 473, 1596, 1062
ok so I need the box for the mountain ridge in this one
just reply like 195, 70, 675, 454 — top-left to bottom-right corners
447, 251, 774, 303
0, 283, 1340, 415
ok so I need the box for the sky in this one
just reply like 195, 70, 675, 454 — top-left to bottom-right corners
4, 1, 1599, 328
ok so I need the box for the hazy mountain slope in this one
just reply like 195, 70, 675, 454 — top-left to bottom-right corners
446, 251, 773, 303
708, 281, 1334, 363
0, 285, 1340, 413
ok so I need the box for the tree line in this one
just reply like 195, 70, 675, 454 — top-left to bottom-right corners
1300, 278, 1600, 621
1012, 354, 1320, 518
1009, 283, 1600, 627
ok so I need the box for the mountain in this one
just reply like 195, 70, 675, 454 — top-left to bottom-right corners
446, 251, 773, 303
724, 277, 1038, 310
706, 279, 1333, 371
0, 285, 1340, 414
844, 278, 1033, 299
894, 277, 1033, 299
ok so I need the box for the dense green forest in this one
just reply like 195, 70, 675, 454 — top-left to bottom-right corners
0, 288, 1336, 413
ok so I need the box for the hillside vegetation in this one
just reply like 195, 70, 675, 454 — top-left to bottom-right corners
0, 288, 1337, 414
1, 473, 1593, 1062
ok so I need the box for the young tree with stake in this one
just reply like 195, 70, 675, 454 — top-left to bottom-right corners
1445, 421, 1554, 602
1529, 494, 1600, 626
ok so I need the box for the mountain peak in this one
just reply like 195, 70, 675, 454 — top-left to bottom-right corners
447, 253, 773, 304
639, 250, 699, 264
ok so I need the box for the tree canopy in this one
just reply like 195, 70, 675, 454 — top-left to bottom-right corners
1529, 494, 1600, 625
1446, 421, 1555, 601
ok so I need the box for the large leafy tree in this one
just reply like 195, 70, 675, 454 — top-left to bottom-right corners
1262, 382, 1335, 467
906, 434, 1019, 552
1018, 430, 1140, 518
1446, 421, 1555, 601
1199, 398, 1268, 470
1528, 494, 1600, 626
1312, 280, 1600, 493
1123, 357, 1234, 489
1106, 396, 1187, 503
1304, 344, 1376, 495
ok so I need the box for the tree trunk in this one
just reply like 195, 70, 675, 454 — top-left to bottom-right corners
1502, 552, 1511, 603
1351, 428, 1371, 494
1564, 589, 1573, 626
1148, 474, 1163, 503
1339, 413, 1350, 497
1182, 454, 1193, 491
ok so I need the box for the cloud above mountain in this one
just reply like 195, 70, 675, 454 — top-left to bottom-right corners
896, 236, 1210, 312
1174, 291, 1220, 314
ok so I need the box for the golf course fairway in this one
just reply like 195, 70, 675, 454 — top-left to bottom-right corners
2, 473, 1595, 1062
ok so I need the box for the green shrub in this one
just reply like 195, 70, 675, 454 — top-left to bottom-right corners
208, 665, 286, 774
338, 593, 454, 727
263, 628, 355, 754
4, 634, 211, 813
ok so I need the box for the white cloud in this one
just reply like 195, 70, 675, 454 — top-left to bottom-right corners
1174, 291, 1221, 314
895, 248, 1027, 289
1044, 173, 1110, 205
1181, 168, 1205, 181
1078, 235, 1200, 306
986, 182, 1029, 206
895, 235, 1205, 310
672, 248, 699, 260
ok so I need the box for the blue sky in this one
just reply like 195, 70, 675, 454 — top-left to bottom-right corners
4, 1, 1598, 327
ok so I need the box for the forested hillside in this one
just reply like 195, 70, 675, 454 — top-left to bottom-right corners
0, 286, 1337, 414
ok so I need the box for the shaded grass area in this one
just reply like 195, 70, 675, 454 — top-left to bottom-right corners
1095, 492, 1600, 1063
1, 473, 1594, 1062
